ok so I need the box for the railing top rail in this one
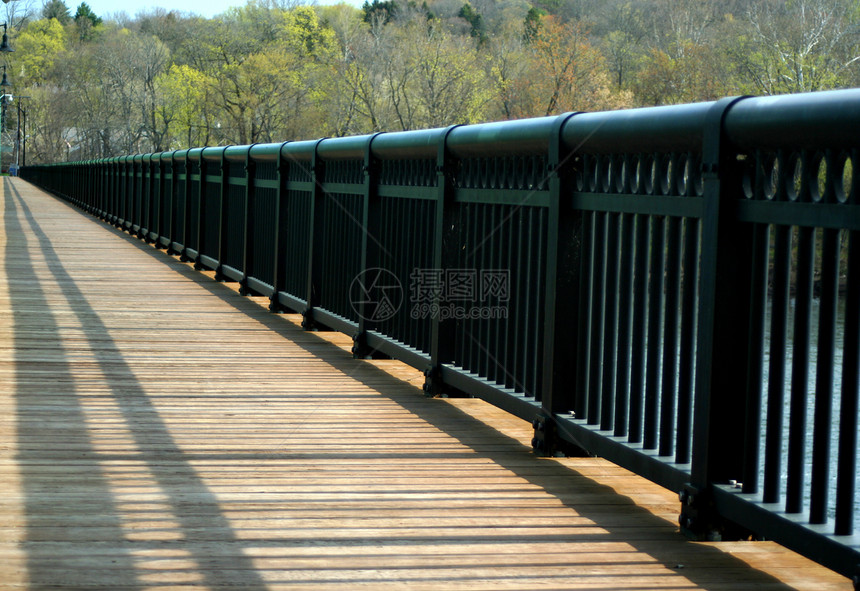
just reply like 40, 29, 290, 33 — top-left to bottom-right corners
447, 116, 557, 157
281, 139, 319, 162
249, 142, 287, 163
724, 89, 860, 151
202, 145, 229, 163
371, 127, 448, 160
187, 147, 205, 161
316, 134, 375, 160
561, 101, 713, 154
224, 145, 249, 163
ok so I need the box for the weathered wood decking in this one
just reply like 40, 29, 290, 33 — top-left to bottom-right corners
0, 177, 849, 589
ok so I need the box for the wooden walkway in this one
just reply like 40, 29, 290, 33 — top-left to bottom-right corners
0, 177, 849, 590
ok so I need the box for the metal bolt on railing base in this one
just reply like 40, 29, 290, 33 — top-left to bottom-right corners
679, 484, 755, 542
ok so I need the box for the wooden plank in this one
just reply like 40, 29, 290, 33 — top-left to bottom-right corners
0, 178, 850, 590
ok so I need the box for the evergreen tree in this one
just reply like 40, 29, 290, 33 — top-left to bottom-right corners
42, 0, 72, 24
74, 3, 103, 28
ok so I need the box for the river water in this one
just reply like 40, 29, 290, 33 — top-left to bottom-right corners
759, 297, 853, 521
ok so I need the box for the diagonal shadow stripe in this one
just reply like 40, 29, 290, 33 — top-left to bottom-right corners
6, 177, 143, 589
6, 179, 269, 590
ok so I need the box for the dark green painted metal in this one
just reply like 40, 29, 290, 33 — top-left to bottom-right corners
691, 96, 752, 488
353, 132, 383, 358
741, 222, 769, 496
787, 226, 814, 514
765, 224, 791, 502
724, 89, 860, 150
538, 112, 580, 455
371, 128, 446, 160
562, 102, 711, 154
837, 231, 859, 536
448, 117, 556, 157
426, 125, 459, 396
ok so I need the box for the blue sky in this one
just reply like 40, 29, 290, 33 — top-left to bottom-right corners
81, 0, 361, 20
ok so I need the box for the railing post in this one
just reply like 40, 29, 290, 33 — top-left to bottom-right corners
215, 148, 229, 281
107, 160, 114, 223
269, 141, 291, 312
144, 153, 155, 242
116, 159, 123, 226
423, 125, 459, 396
239, 145, 256, 295
353, 133, 384, 358
192, 150, 206, 268
120, 156, 129, 228
152, 153, 163, 246
98, 160, 106, 219
180, 150, 193, 262
682, 96, 752, 538
166, 151, 181, 255
535, 112, 588, 457
160, 152, 174, 251
302, 138, 327, 330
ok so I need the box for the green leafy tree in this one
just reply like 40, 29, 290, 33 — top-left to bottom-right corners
158, 64, 215, 147
13, 18, 67, 86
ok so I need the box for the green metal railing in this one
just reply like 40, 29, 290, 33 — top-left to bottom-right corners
21, 89, 860, 584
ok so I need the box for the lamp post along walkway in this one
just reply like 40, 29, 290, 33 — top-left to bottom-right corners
0, 23, 14, 174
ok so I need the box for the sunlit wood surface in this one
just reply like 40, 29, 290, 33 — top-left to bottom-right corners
0, 178, 850, 589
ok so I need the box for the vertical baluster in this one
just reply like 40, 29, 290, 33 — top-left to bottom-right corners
514, 205, 526, 391
390, 196, 400, 343
499, 205, 512, 390
490, 202, 502, 386
520, 206, 532, 394
675, 217, 700, 464
810, 228, 840, 524
742, 222, 770, 494
644, 216, 666, 449
659, 216, 683, 456
629, 214, 649, 442
531, 207, 546, 398
573, 203, 593, 416
589, 211, 607, 424
615, 213, 634, 437
482, 203, 495, 381
836, 229, 859, 535
507, 201, 518, 390
601, 212, 621, 430
764, 224, 791, 502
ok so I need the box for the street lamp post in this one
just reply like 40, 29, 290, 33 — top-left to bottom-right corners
14, 95, 29, 171
0, 65, 11, 174
20, 105, 25, 166
0, 23, 13, 53
0, 24, 14, 174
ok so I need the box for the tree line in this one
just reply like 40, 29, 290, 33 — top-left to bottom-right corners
3, 0, 859, 164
